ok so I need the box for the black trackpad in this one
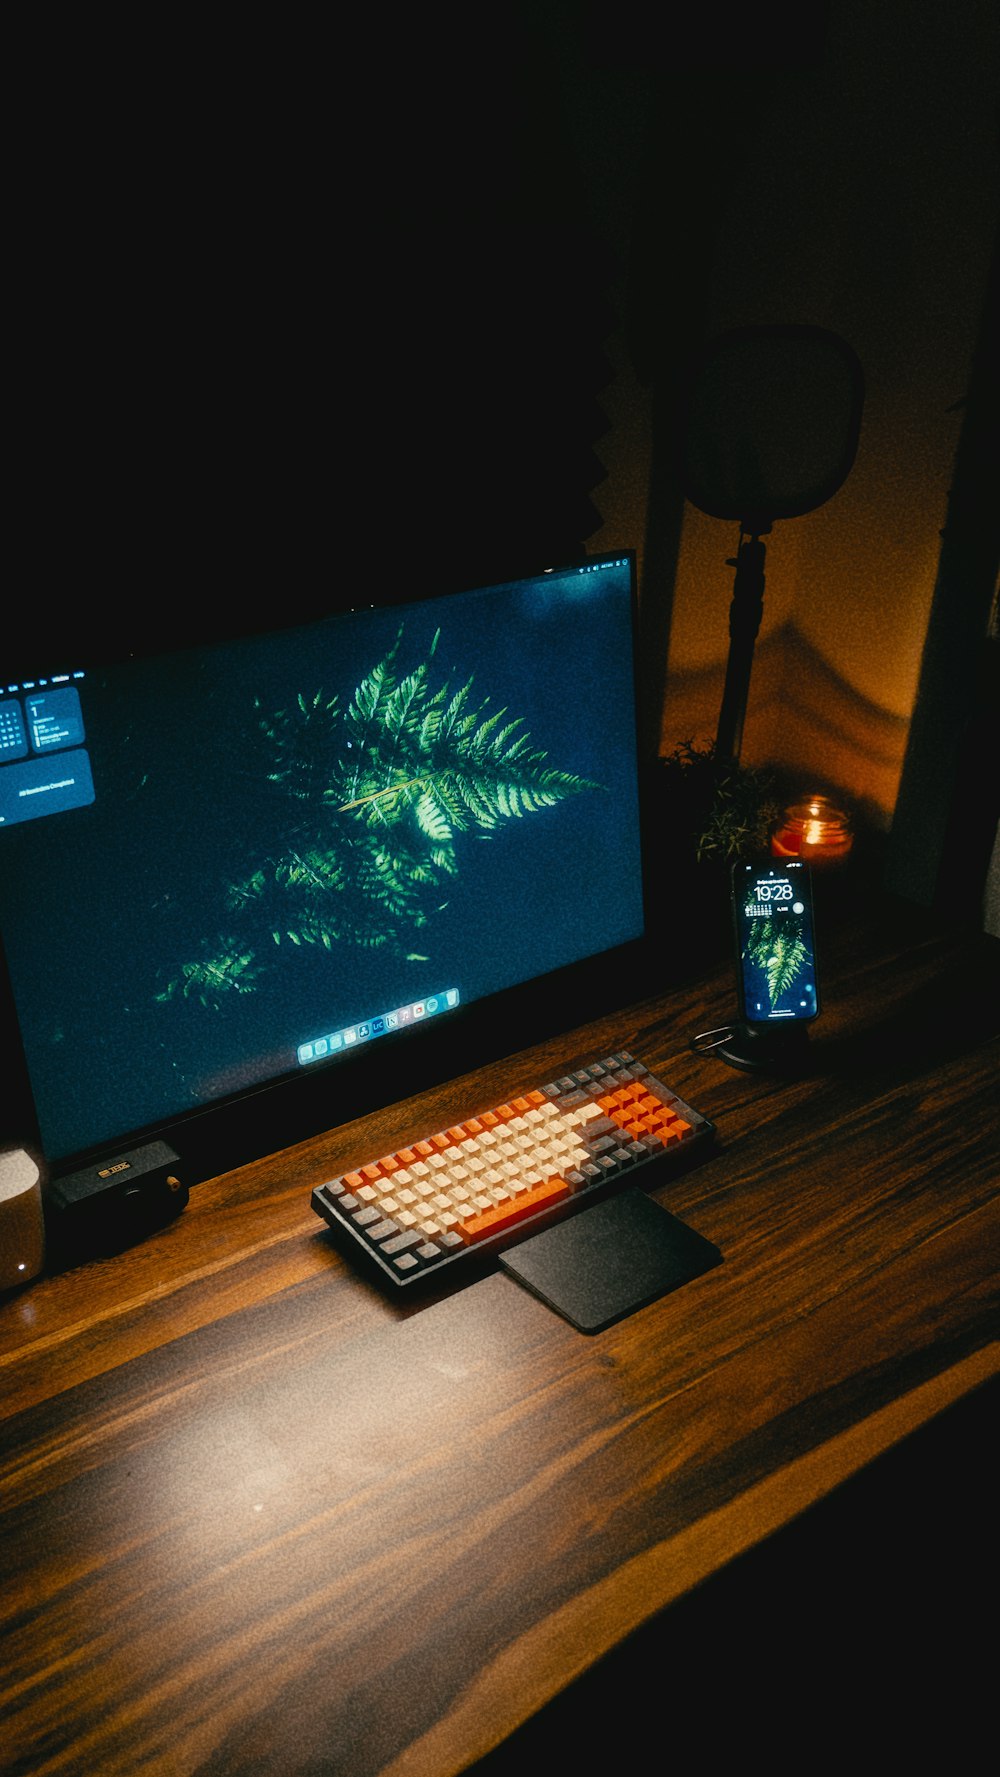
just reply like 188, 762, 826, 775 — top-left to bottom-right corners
498, 1187, 722, 1333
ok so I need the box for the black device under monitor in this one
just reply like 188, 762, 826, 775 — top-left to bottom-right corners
0, 551, 707, 1277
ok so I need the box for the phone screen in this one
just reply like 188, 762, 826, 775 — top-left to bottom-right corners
732, 860, 820, 1025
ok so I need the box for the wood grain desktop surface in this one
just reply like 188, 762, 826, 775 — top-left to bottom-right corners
2, 897, 998, 1776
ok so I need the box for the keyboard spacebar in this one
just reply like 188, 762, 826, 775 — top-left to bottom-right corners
457, 1175, 571, 1244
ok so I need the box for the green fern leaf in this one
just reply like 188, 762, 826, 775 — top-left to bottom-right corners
157, 621, 603, 1004
766, 932, 807, 1002
415, 791, 453, 841
155, 944, 264, 1007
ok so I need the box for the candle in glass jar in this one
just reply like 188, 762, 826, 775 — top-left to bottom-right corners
771, 795, 854, 867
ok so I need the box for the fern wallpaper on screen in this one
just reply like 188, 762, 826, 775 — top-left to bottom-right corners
740, 907, 815, 1019
2, 570, 644, 1163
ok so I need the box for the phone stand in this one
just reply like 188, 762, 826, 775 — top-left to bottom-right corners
691, 1019, 814, 1075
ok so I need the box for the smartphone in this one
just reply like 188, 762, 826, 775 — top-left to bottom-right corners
732, 859, 820, 1027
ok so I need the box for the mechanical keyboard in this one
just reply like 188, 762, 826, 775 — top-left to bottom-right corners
310, 1050, 715, 1288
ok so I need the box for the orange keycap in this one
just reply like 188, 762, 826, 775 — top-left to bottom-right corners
457, 1174, 569, 1243
343, 1171, 365, 1189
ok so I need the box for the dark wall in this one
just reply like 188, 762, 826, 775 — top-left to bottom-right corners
15, 9, 631, 679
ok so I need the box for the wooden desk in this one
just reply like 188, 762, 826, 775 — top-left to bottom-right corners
3, 897, 998, 1776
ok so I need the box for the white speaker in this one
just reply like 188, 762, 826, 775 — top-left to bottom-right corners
0, 1149, 45, 1291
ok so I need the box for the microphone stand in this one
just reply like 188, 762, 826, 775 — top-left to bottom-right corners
714, 521, 771, 766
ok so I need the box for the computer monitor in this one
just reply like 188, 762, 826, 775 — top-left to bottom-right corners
0, 551, 650, 1215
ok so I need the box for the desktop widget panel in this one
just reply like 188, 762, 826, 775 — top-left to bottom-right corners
0, 674, 92, 827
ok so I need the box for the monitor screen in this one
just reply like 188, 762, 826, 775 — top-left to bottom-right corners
0, 551, 649, 1186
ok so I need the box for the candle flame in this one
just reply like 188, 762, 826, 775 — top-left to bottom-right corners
771, 792, 854, 865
